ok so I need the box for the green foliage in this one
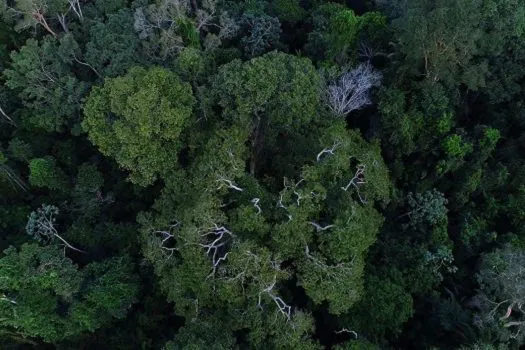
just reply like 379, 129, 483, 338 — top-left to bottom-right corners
0, 244, 139, 342
28, 157, 67, 191
7, 138, 33, 162
344, 273, 414, 340
86, 9, 141, 78
239, 14, 281, 58
270, 0, 306, 22
405, 189, 448, 228
83, 66, 195, 185
4, 37, 87, 132
306, 4, 386, 64
443, 134, 473, 158
1, 0, 524, 348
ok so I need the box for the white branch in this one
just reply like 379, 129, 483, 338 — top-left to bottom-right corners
251, 198, 262, 214
342, 164, 367, 204
216, 176, 243, 192
335, 328, 358, 339
153, 222, 181, 259
327, 63, 382, 117
200, 223, 234, 278
316, 141, 341, 162
309, 221, 336, 232
257, 276, 292, 322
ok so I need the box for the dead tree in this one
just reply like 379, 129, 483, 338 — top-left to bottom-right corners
26, 204, 84, 253
326, 63, 382, 117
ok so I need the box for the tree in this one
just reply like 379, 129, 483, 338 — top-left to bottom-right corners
210, 51, 323, 177
326, 63, 382, 117
4, 36, 87, 132
82, 66, 195, 186
239, 14, 281, 58
85, 9, 141, 78
342, 272, 414, 341
475, 246, 525, 342
305, 4, 387, 65
3, 0, 63, 36
0, 243, 139, 342
28, 157, 68, 191
133, 0, 239, 61
139, 67, 390, 343
26, 204, 84, 253
402, 189, 448, 229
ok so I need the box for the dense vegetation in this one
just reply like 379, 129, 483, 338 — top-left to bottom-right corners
0, 0, 524, 348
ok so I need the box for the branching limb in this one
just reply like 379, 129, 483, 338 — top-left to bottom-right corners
200, 224, 234, 278
152, 222, 181, 259
316, 141, 341, 162
257, 276, 292, 322
342, 164, 367, 204
216, 175, 243, 192
68, 0, 84, 20
326, 63, 382, 116
26, 205, 85, 253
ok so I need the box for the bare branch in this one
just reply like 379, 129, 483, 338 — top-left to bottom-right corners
251, 198, 262, 214
216, 175, 243, 192
0, 105, 16, 126
326, 63, 382, 117
335, 328, 358, 339
257, 276, 292, 322
152, 222, 181, 259
200, 223, 234, 278
316, 141, 341, 162
68, 0, 83, 21
308, 221, 336, 232
342, 164, 367, 204
26, 205, 85, 253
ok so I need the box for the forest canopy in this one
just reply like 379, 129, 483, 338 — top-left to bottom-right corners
0, 0, 525, 349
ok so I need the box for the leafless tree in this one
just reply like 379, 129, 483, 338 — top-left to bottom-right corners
133, 0, 237, 61
326, 63, 382, 117
26, 204, 84, 253
476, 247, 525, 338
